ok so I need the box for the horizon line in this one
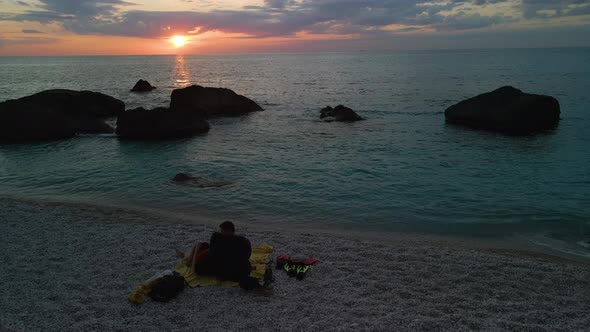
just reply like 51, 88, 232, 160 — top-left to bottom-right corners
1, 45, 589, 58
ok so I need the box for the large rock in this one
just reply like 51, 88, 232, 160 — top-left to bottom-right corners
170, 85, 262, 117
131, 79, 156, 92
116, 107, 210, 140
0, 89, 125, 142
320, 105, 363, 122
68, 115, 115, 134
27, 89, 125, 118
0, 102, 75, 143
444, 86, 560, 134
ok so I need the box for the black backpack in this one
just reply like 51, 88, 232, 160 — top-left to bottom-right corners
149, 273, 185, 302
239, 276, 261, 291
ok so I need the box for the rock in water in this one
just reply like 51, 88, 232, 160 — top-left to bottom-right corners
0, 89, 125, 142
131, 79, 156, 92
320, 105, 363, 122
67, 115, 116, 134
444, 86, 560, 134
172, 173, 233, 188
0, 104, 75, 143
170, 85, 263, 117
29, 89, 124, 118
116, 107, 210, 140
172, 173, 193, 182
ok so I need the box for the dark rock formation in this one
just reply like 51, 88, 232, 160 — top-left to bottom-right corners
170, 85, 262, 117
444, 86, 560, 135
116, 107, 210, 140
320, 105, 363, 122
131, 79, 156, 92
0, 103, 75, 143
28, 89, 124, 118
68, 115, 115, 134
0, 89, 124, 142
172, 173, 233, 188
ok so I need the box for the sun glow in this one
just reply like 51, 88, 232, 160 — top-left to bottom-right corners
171, 35, 187, 48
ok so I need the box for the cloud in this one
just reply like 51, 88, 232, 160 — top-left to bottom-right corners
21, 28, 43, 33
1, 0, 589, 41
0, 36, 58, 46
8, 0, 133, 22
567, 3, 590, 16
62, 0, 505, 38
30, 0, 131, 16
438, 12, 514, 30
521, 0, 590, 19
264, 0, 293, 9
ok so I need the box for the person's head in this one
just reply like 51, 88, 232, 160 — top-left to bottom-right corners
219, 221, 235, 236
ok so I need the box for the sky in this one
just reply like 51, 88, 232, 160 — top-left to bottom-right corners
0, 0, 589, 55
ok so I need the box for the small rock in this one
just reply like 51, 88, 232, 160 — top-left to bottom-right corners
320, 105, 363, 122
131, 79, 156, 92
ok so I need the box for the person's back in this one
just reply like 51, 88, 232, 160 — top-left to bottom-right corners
198, 221, 252, 282
209, 232, 251, 263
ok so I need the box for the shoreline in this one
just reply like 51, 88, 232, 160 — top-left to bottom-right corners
1, 194, 588, 264
1, 196, 590, 331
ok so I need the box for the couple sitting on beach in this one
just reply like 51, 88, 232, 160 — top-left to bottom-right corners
176, 221, 254, 286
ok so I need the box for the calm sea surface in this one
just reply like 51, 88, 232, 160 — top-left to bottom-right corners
1, 49, 589, 256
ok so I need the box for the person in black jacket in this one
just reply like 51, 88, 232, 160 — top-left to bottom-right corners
194, 221, 252, 282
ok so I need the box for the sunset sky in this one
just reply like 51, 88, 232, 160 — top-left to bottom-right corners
1, 0, 590, 55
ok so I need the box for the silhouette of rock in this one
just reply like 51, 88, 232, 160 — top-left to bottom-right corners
0, 103, 75, 143
172, 173, 233, 188
131, 79, 156, 92
116, 107, 210, 140
0, 89, 124, 142
320, 105, 363, 122
170, 85, 262, 117
69, 116, 115, 134
445, 86, 560, 135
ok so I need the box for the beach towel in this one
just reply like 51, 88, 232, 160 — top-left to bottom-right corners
175, 243, 273, 287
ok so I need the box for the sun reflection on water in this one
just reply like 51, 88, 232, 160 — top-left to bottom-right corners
174, 55, 191, 88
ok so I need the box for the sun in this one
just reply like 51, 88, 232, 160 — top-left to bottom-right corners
171, 35, 187, 48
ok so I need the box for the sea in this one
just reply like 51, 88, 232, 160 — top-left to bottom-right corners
1, 48, 589, 257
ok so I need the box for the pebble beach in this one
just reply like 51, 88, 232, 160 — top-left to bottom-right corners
1, 198, 589, 331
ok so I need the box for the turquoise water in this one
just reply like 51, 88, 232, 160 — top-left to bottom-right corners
1, 49, 589, 255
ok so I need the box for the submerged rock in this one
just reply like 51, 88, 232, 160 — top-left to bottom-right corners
170, 85, 263, 117
444, 86, 560, 135
131, 79, 156, 92
116, 107, 210, 140
0, 89, 124, 142
320, 105, 363, 122
172, 173, 233, 188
